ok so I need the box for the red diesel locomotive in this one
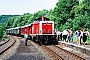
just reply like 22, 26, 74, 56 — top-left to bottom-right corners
6, 17, 58, 45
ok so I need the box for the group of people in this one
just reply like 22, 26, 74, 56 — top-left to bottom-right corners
24, 28, 90, 46
75, 28, 90, 45
56, 28, 90, 45
62, 28, 73, 42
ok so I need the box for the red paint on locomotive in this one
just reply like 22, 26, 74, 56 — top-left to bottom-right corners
42, 23, 53, 34
20, 17, 54, 35
21, 24, 32, 35
32, 21, 40, 34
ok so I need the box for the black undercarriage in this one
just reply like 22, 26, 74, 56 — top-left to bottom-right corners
31, 35, 58, 45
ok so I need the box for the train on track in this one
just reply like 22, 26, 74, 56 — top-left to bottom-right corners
6, 17, 58, 45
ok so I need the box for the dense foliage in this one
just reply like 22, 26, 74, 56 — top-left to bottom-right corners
0, 23, 3, 38
0, 0, 90, 32
47, 0, 79, 31
0, 15, 19, 37
47, 0, 90, 32
0, 15, 19, 23
5, 9, 48, 28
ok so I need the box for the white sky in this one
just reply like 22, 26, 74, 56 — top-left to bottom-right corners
0, 0, 58, 15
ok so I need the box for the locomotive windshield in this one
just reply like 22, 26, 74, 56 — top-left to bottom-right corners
36, 20, 41, 22
44, 18, 49, 21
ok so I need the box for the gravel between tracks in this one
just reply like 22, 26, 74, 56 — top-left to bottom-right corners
5, 37, 55, 60
0, 36, 20, 60
1, 35, 90, 60
29, 40, 56, 60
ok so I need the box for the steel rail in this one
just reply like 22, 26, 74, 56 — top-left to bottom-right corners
42, 45, 64, 60
52, 45, 85, 60
0, 38, 10, 46
0, 36, 16, 55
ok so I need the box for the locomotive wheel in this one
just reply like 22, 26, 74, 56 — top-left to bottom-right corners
36, 36, 41, 45
54, 41, 58, 45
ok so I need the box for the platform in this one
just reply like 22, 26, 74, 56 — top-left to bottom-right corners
58, 41, 90, 56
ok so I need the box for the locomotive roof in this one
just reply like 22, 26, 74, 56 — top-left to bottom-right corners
35, 17, 50, 21
6, 27, 21, 30
21, 23, 32, 28
12, 27, 21, 29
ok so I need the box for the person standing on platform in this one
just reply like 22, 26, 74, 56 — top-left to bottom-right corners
83, 28, 90, 45
56, 30, 61, 41
69, 28, 73, 42
62, 28, 68, 42
67, 29, 70, 42
60, 32, 62, 41
24, 32, 28, 46
75, 28, 81, 45
80, 28, 83, 44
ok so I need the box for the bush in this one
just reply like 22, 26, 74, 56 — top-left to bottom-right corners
2, 36, 7, 41
87, 37, 90, 44
0, 26, 3, 38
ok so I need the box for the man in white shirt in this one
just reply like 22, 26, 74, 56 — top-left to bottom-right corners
24, 32, 28, 46
56, 31, 61, 41
62, 28, 68, 41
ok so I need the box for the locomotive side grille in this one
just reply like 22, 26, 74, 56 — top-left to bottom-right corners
42, 22, 53, 34
49, 29, 52, 33
42, 29, 52, 34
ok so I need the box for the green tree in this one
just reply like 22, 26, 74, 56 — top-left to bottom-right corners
0, 25, 3, 38
71, 0, 90, 31
49, 0, 79, 31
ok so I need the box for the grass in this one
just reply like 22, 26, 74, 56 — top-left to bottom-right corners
73, 34, 90, 44
87, 37, 90, 44
2, 36, 7, 41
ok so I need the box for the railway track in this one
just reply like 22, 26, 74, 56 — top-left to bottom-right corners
0, 36, 16, 55
0, 35, 86, 60
42, 45, 85, 60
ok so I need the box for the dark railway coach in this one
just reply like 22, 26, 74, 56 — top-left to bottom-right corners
6, 17, 58, 45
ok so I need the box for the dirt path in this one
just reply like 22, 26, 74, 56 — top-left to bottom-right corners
7, 37, 47, 60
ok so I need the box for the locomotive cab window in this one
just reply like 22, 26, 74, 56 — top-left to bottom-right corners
36, 20, 41, 22
44, 18, 50, 21
35, 18, 42, 22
